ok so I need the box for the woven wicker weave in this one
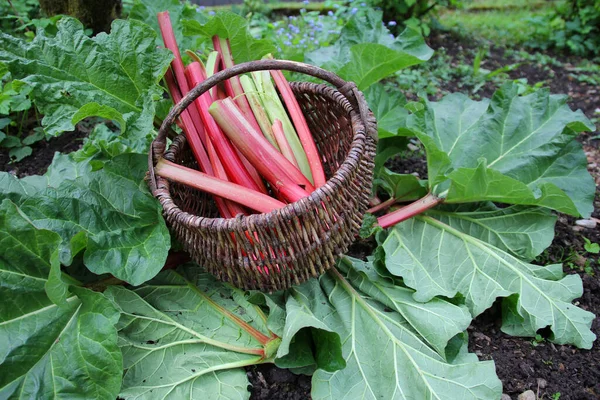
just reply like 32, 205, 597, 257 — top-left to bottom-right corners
149, 60, 377, 292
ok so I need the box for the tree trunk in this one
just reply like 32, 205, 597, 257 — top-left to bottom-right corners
38, 0, 122, 34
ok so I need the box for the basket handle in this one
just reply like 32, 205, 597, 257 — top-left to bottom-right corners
149, 59, 376, 192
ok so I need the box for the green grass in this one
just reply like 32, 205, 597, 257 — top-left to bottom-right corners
437, 0, 564, 46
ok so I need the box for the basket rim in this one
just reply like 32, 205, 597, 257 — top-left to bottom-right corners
152, 81, 372, 230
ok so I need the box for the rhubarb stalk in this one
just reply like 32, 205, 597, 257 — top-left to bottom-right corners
251, 70, 312, 183
209, 98, 313, 202
269, 63, 326, 187
212, 36, 263, 133
185, 62, 268, 194
156, 158, 285, 214
240, 75, 280, 149
272, 119, 298, 168
165, 69, 238, 218
377, 193, 444, 229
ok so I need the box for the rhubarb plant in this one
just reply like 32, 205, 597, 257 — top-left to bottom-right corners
0, 4, 597, 400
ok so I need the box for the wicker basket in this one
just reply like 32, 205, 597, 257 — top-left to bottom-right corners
148, 59, 377, 292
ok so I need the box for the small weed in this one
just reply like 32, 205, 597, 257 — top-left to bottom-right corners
583, 237, 599, 254
531, 333, 545, 347
551, 392, 561, 400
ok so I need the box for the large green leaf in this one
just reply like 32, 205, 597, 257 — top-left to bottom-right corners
104, 268, 281, 400
382, 216, 596, 349
426, 204, 556, 261
308, 266, 502, 399
306, 9, 433, 90
275, 279, 345, 373
0, 154, 170, 286
0, 17, 172, 150
337, 256, 472, 359
183, 11, 276, 63
403, 84, 596, 217
364, 83, 408, 138
0, 202, 121, 399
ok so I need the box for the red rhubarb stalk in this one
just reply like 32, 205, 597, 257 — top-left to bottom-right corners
269, 65, 326, 188
165, 69, 236, 218
377, 193, 444, 229
185, 62, 268, 194
155, 158, 285, 214
209, 98, 313, 202
212, 36, 263, 133
158, 11, 207, 146
272, 119, 298, 168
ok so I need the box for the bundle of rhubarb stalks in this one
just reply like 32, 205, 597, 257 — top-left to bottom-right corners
155, 11, 327, 218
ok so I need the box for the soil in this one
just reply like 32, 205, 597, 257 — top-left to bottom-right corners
1, 32, 598, 400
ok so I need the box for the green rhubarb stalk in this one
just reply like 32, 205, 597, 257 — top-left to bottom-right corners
209, 98, 313, 202
156, 158, 285, 214
251, 70, 313, 183
240, 75, 279, 149
205, 50, 221, 99
272, 119, 298, 167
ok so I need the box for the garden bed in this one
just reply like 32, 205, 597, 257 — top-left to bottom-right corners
1, 21, 598, 400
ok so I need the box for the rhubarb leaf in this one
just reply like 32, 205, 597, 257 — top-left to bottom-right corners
183, 11, 276, 63
275, 279, 345, 373
425, 204, 556, 261
306, 9, 433, 89
0, 17, 172, 150
337, 256, 472, 360
364, 83, 408, 138
382, 216, 596, 349
404, 84, 595, 217
0, 206, 122, 399
375, 169, 428, 202
0, 154, 170, 286
104, 268, 277, 400
308, 268, 502, 399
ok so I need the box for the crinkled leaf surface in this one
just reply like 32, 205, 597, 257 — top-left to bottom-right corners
183, 11, 276, 63
0, 17, 172, 150
382, 216, 596, 349
306, 9, 433, 89
0, 154, 170, 285
104, 268, 281, 400
308, 266, 501, 399
426, 204, 556, 261
0, 202, 122, 399
403, 84, 595, 216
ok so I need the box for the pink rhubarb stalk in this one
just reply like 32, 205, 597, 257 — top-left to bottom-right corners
165, 69, 239, 218
269, 66, 326, 188
185, 62, 268, 194
157, 11, 207, 146
377, 193, 444, 229
156, 158, 285, 214
209, 98, 314, 202
212, 36, 263, 133
272, 119, 298, 168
